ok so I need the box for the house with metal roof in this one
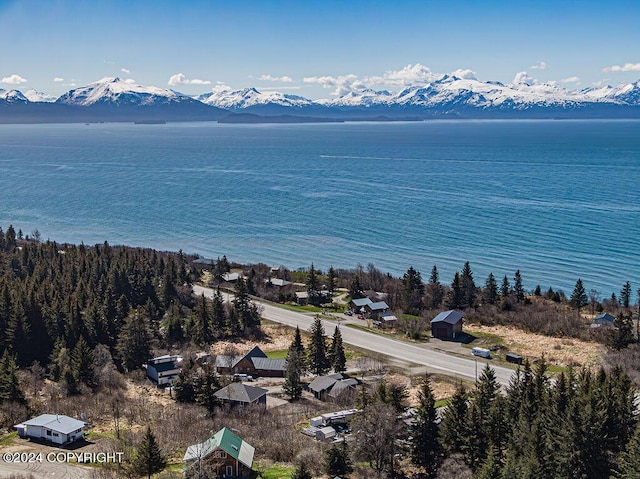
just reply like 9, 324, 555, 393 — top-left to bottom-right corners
14, 414, 87, 445
308, 373, 358, 400
349, 297, 373, 311
215, 346, 286, 378
430, 310, 464, 339
146, 354, 182, 386
214, 383, 268, 407
184, 427, 254, 478
591, 312, 616, 329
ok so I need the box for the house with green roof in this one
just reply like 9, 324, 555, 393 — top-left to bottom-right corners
184, 427, 254, 478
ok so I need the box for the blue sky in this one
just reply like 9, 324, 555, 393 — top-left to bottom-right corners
1, 0, 640, 98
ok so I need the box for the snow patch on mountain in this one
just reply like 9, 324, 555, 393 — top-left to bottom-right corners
24, 89, 57, 103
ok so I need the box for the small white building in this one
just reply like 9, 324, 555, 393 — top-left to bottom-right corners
146, 355, 182, 386
14, 414, 87, 445
315, 426, 337, 441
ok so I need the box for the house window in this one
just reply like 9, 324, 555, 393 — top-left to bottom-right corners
46, 430, 52, 436
53, 433, 59, 437
226, 465, 233, 476
213, 450, 227, 458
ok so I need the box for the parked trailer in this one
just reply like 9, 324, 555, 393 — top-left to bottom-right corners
472, 347, 491, 359
506, 353, 523, 364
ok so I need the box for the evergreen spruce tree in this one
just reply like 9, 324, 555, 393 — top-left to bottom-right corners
324, 441, 354, 477
131, 426, 166, 479
513, 269, 525, 303
349, 276, 365, 300
483, 273, 498, 305
327, 266, 336, 298
621, 281, 632, 308
500, 275, 511, 298
460, 262, 476, 308
290, 462, 312, 479
283, 348, 304, 401
117, 309, 152, 372
71, 336, 95, 387
570, 278, 588, 312
289, 326, 307, 373
427, 265, 444, 308
402, 266, 424, 315
439, 383, 469, 455
473, 445, 502, 479
411, 375, 441, 478
307, 316, 329, 375
191, 294, 212, 345
447, 272, 463, 309
211, 288, 227, 334
306, 263, 320, 306
329, 326, 347, 372
0, 351, 26, 404
615, 422, 640, 479
355, 382, 370, 409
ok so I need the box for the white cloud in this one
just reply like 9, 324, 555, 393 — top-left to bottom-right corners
561, 76, 580, 84
210, 84, 232, 94
365, 63, 439, 87
450, 68, 477, 80
259, 74, 293, 82
530, 61, 548, 70
512, 71, 539, 86
64, 83, 77, 87
168, 73, 211, 86
53, 77, 64, 82
602, 62, 640, 73
592, 79, 610, 87
1, 74, 28, 84
260, 86, 303, 91
124, 78, 136, 84
121, 68, 131, 74
304, 74, 364, 96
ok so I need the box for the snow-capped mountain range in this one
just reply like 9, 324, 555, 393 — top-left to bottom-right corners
2, 75, 640, 123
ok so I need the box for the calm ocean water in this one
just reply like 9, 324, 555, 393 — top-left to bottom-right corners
0, 120, 638, 297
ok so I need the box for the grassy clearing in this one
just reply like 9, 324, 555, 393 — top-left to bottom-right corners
259, 463, 296, 479
273, 303, 324, 313
0, 431, 17, 446
266, 349, 288, 359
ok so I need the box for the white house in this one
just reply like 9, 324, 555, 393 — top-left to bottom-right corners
14, 414, 87, 445
146, 355, 182, 386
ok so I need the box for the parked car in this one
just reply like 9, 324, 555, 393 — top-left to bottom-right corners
357, 314, 365, 319
343, 310, 353, 316
233, 373, 254, 382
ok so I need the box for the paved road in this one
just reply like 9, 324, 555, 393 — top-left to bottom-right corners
193, 285, 516, 387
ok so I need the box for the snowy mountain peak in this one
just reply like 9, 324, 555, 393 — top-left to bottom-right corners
198, 87, 314, 110
57, 77, 185, 107
0, 89, 28, 103
24, 89, 57, 103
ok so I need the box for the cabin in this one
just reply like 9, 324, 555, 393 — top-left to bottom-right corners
430, 310, 464, 339
146, 355, 182, 386
184, 427, 254, 479
308, 374, 358, 400
591, 312, 616, 329
214, 383, 268, 407
14, 414, 87, 446
265, 278, 292, 287
215, 346, 286, 377
378, 310, 398, 328
349, 297, 372, 312
364, 301, 390, 320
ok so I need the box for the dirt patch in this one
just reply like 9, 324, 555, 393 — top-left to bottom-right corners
466, 323, 603, 368
208, 324, 295, 355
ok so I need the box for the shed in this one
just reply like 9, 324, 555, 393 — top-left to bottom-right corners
14, 414, 87, 445
315, 426, 337, 441
506, 353, 523, 364
430, 310, 464, 339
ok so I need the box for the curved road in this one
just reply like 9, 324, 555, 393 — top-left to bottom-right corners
193, 285, 516, 386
